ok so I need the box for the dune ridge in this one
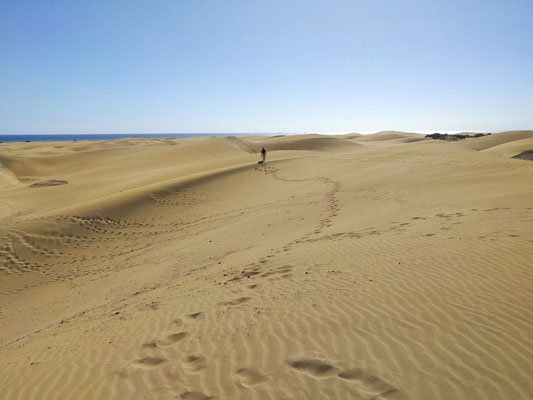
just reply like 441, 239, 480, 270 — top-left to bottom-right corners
1, 132, 533, 399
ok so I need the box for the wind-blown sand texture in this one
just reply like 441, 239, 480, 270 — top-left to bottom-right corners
1, 131, 533, 399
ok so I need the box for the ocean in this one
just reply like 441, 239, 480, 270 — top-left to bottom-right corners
0, 133, 259, 143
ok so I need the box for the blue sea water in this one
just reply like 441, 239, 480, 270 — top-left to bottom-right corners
0, 133, 259, 143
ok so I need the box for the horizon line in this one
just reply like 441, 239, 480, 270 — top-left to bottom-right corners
1, 129, 526, 136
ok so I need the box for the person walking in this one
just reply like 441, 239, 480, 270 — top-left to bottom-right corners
261, 147, 267, 163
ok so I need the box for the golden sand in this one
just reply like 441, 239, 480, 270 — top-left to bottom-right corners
1, 132, 533, 399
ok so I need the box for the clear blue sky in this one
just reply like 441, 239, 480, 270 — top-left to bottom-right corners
1, 0, 532, 134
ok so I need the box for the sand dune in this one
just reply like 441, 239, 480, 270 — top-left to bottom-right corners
354, 131, 426, 143
0, 169, 18, 189
1, 132, 533, 399
460, 130, 533, 151
258, 135, 362, 152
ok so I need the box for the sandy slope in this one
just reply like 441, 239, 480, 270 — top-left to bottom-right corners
1, 132, 532, 400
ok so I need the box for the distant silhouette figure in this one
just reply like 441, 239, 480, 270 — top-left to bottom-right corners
261, 147, 267, 163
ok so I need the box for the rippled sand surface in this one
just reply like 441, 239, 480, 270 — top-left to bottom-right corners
1, 132, 533, 399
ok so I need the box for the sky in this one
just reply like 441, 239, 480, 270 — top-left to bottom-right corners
1, 0, 532, 134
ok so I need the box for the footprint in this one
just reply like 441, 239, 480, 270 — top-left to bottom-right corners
187, 312, 203, 320
157, 332, 189, 347
218, 297, 251, 306
338, 369, 400, 398
338, 369, 364, 380
183, 354, 207, 373
133, 357, 167, 369
235, 368, 268, 387
289, 359, 340, 378
180, 391, 212, 400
